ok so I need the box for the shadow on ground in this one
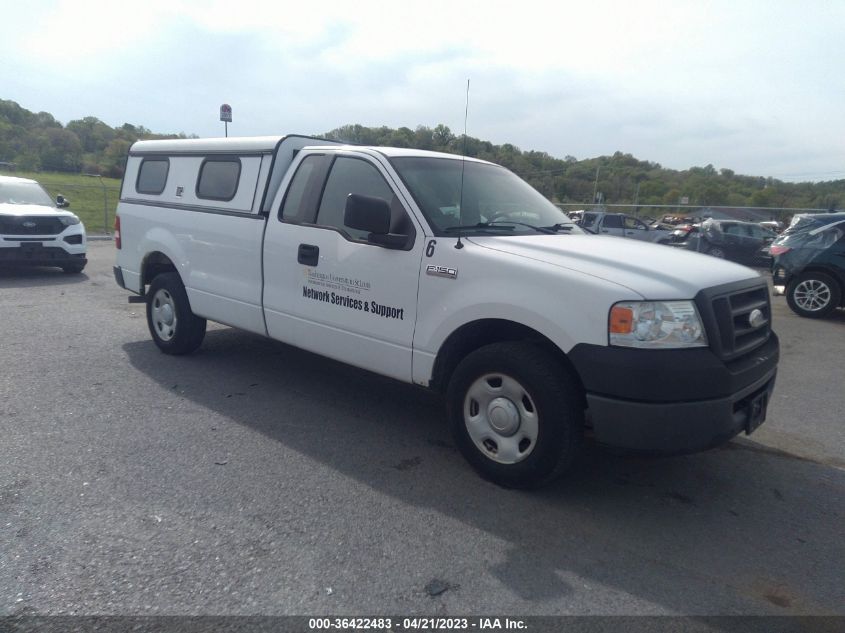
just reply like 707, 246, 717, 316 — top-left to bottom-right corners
0, 266, 88, 288
122, 328, 845, 616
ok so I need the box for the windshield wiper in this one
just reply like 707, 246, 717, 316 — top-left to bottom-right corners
444, 221, 557, 234
443, 222, 516, 233
539, 223, 576, 233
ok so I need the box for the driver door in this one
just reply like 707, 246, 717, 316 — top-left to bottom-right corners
262, 152, 423, 382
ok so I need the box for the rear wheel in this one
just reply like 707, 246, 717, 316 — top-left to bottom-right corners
786, 271, 841, 318
447, 342, 584, 488
62, 263, 85, 274
146, 272, 206, 354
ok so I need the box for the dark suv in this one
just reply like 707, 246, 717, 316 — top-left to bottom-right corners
680, 218, 776, 265
771, 212, 845, 318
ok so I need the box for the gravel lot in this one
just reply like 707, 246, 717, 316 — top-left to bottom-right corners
1, 241, 843, 617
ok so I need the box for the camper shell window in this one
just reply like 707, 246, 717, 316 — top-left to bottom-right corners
136, 158, 170, 195
196, 157, 241, 202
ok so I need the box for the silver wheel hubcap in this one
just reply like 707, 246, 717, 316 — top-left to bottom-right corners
464, 373, 539, 464
794, 279, 831, 312
151, 289, 178, 341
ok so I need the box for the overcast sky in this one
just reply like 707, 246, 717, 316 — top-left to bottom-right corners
3, 0, 843, 182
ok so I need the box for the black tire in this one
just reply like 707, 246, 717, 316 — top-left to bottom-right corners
146, 272, 206, 355
62, 263, 86, 274
446, 342, 584, 488
786, 271, 841, 319
707, 246, 726, 258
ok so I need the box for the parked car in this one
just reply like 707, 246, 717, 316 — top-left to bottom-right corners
579, 211, 673, 243
0, 175, 87, 273
668, 222, 698, 243
680, 218, 775, 265
759, 220, 785, 234
771, 212, 845, 318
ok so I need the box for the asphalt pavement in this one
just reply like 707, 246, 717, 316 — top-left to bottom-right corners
1, 242, 843, 617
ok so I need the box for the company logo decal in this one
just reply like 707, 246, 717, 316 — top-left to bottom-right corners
426, 265, 458, 279
748, 308, 766, 329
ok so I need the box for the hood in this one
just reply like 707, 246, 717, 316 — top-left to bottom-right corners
0, 202, 76, 218
468, 234, 761, 299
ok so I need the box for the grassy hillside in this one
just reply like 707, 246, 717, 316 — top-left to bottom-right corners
7, 170, 121, 234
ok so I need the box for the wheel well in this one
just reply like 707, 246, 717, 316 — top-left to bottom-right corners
141, 252, 178, 289
430, 319, 585, 403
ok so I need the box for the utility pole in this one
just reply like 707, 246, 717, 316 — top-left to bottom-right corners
592, 165, 600, 204
633, 181, 641, 216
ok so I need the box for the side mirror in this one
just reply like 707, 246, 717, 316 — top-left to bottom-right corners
56, 195, 70, 208
344, 193, 411, 249
344, 194, 390, 234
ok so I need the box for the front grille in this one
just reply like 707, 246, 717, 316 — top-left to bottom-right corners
0, 216, 65, 235
708, 285, 771, 360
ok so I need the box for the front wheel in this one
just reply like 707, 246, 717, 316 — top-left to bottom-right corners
786, 271, 841, 318
146, 272, 206, 354
707, 246, 726, 259
446, 342, 584, 488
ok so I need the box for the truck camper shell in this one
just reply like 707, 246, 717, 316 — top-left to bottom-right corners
122, 135, 342, 216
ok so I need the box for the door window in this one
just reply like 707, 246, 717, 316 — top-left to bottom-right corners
624, 216, 648, 230
316, 157, 396, 241
602, 214, 623, 229
280, 155, 323, 223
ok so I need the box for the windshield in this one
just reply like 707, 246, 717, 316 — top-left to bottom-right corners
390, 157, 582, 236
0, 180, 55, 207
581, 212, 599, 228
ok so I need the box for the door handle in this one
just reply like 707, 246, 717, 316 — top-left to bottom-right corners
601, 230, 609, 233
298, 243, 319, 266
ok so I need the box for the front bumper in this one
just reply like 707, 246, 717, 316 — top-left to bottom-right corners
0, 244, 87, 266
585, 369, 776, 453
0, 226, 87, 267
569, 333, 779, 453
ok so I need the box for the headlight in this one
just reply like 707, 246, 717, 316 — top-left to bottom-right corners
58, 215, 80, 226
609, 300, 707, 349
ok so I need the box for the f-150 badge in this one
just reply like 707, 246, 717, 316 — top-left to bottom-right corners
426, 265, 458, 279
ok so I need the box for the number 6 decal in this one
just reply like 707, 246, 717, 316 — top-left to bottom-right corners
426, 240, 437, 257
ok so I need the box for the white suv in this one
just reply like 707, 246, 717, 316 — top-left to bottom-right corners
0, 175, 87, 273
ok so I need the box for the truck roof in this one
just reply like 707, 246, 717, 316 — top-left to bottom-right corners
371, 147, 493, 165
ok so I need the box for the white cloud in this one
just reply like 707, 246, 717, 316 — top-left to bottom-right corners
2, 0, 844, 180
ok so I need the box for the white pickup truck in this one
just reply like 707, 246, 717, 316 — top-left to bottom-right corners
114, 135, 779, 487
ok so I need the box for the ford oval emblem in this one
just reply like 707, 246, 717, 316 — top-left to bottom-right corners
22, 221, 37, 228
748, 308, 766, 329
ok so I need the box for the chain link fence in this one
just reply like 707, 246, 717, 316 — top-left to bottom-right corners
6, 169, 835, 237
38, 180, 121, 236
553, 203, 834, 226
